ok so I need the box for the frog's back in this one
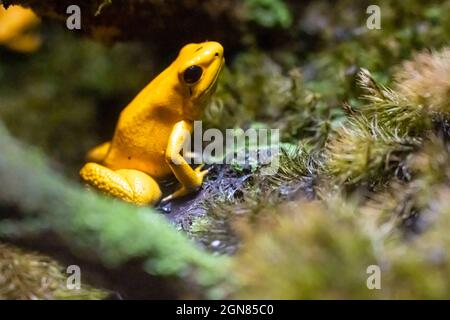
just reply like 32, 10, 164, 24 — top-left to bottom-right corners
103, 66, 185, 178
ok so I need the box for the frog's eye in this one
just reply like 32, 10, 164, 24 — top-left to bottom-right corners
183, 65, 203, 84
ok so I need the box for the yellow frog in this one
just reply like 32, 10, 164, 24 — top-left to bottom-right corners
0, 5, 41, 53
80, 41, 224, 206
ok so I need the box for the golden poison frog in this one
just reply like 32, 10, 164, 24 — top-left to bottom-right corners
80, 42, 224, 205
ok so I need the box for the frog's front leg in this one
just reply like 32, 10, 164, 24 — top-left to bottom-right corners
162, 120, 208, 202
85, 141, 111, 163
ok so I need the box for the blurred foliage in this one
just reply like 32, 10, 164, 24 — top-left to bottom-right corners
0, 242, 108, 299
2, 0, 284, 53
232, 199, 380, 299
0, 5, 41, 52
0, 123, 230, 298
395, 48, 450, 114
0, 27, 155, 176
232, 187, 450, 299
205, 53, 332, 149
243, 0, 292, 28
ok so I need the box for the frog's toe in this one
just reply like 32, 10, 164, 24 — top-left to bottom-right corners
194, 164, 205, 172
161, 187, 189, 203
194, 164, 209, 180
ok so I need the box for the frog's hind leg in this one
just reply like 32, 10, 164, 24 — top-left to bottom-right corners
86, 141, 111, 163
80, 163, 162, 206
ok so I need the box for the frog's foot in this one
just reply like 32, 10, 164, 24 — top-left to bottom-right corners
80, 162, 162, 206
161, 164, 208, 203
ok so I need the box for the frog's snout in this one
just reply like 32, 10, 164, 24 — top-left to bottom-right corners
210, 42, 224, 59
200, 41, 224, 64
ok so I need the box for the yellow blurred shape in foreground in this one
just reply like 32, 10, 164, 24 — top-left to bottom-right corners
0, 5, 41, 53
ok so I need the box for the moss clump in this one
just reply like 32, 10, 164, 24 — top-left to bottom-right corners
232, 199, 381, 299
361, 136, 450, 238
357, 68, 429, 136
395, 49, 450, 115
189, 145, 314, 254
324, 49, 450, 187
325, 115, 421, 185
232, 189, 450, 299
0, 242, 108, 299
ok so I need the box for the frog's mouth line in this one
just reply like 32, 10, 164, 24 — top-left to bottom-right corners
200, 58, 224, 98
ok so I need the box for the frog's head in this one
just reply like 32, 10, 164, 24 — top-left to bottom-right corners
176, 41, 224, 105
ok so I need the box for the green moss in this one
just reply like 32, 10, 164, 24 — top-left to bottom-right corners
189, 145, 313, 253
0, 243, 108, 300
232, 189, 450, 299
232, 199, 382, 299
244, 0, 292, 28
325, 116, 421, 185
